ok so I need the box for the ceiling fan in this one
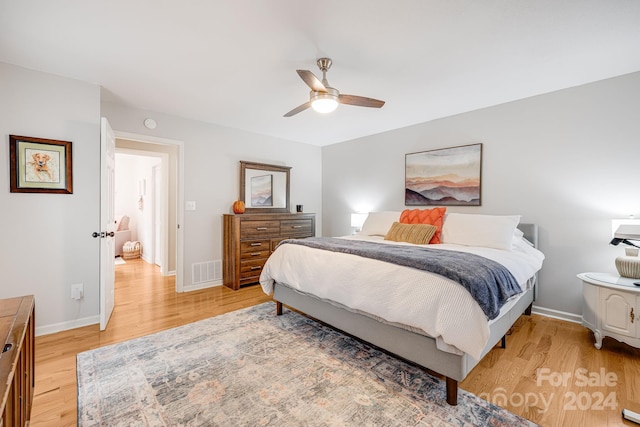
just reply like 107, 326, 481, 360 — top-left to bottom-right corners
284, 58, 385, 117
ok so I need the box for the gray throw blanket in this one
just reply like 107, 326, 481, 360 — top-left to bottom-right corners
279, 237, 522, 320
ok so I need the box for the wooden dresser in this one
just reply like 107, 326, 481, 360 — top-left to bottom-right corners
223, 213, 316, 290
0, 295, 35, 427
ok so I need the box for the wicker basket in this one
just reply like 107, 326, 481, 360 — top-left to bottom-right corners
122, 241, 141, 260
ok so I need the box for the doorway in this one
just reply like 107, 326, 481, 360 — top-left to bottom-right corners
114, 150, 165, 268
112, 131, 185, 292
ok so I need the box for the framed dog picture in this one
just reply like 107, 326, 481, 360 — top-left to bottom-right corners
9, 135, 73, 194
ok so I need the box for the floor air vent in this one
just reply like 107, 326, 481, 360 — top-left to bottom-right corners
192, 260, 221, 285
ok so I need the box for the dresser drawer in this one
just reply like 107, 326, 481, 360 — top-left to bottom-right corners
240, 259, 266, 280
240, 239, 270, 257
240, 221, 280, 238
1, 317, 12, 349
241, 240, 270, 251
281, 219, 313, 237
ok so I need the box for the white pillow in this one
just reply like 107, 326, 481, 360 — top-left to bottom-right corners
359, 211, 401, 236
512, 227, 534, 247
442, 213, 521, 250
513, 227, 524, 239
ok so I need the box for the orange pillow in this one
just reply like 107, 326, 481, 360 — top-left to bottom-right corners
399, 207, 446, 244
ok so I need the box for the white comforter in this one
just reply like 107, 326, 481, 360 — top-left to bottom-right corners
259, 235, 544, 360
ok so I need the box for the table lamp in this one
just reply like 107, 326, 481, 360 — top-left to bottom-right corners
610, 223, 640, 278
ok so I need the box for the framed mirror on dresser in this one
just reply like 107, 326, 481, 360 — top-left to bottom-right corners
223, 161, 315, 290
240, 161, 291, 213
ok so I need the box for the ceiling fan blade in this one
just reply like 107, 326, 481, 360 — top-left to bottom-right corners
338, 94, 385, 108
297, 70, 327, 92
284, 101, 311, 117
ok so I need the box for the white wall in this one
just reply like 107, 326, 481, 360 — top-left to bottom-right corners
101, 102, 323, 290
115, 152, 161, 261
0, 62, 101, 332
114, 153, 139, 239
322, 71, 640, 319
1, 62, 322, 334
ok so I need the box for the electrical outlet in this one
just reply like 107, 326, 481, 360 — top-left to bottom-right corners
71, 283, 84, 300
186, 201, 196, 211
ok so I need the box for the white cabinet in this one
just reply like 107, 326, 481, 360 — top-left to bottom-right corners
579, 272, 640, 350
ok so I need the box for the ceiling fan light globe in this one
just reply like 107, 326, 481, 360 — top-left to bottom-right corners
311, 98, 338, 114
310, 88, 339, 114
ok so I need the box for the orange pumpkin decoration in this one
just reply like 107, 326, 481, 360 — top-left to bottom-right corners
233, 200, 245, 214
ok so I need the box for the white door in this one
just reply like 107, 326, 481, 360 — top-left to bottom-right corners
99, 117, 116, 330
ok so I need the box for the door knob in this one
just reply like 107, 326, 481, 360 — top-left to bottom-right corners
92, 231, 115, 238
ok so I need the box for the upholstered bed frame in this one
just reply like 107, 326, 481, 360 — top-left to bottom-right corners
273, 223, 538, 405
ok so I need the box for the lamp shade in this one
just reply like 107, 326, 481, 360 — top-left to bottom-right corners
613, 224, 640, 240
351, 213, 368, 229
311, 88, 339, 114
610, 219, 640, 247
611, 218, 640, 237
311, 97, 338, 114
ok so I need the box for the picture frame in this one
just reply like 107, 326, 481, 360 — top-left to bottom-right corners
250, 174, 273, 207
405, 143, 482, 206
239, 161, 290, 213
9, 135, 73, 194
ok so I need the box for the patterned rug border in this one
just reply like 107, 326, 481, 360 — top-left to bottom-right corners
77, 303, 537, 426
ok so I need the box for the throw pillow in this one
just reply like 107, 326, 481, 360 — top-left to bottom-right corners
399, 207, 447, 244
384, 222, 437, 245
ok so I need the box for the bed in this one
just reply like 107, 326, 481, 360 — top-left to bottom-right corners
259, 211, 544, 405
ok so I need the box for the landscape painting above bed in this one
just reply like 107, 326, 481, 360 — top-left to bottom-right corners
405, 143, 482, 206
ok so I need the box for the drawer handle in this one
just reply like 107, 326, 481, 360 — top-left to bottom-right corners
292, 225, 302, 229
3, 343, 12, 353
250, 252, 261, 256
632, 307, 635, 324
256, 227, 267, 231
250, 266, 262, 271
250, 243, 262, 247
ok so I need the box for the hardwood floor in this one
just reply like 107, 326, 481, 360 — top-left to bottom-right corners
30, 258, 271, 426
461, 314, 640, 426
30, 258, 639, 426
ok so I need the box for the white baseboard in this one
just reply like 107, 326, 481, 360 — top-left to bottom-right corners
36, 279, 222, 335
531, 305, 582, 324
36, 315, 99, 337
183, 280, 223, 292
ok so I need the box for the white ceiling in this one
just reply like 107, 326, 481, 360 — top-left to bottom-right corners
1, 1, 640, 146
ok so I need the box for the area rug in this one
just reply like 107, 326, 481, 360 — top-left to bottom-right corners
114, 257, 126, 265
77, 303, 536, 426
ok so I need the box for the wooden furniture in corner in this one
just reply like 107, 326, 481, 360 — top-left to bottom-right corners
1, 295, 35, 427
223, 213, 316, 290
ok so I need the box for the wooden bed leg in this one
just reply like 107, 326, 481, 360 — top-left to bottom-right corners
525, 302, 533, 316
501, 335, 506, 349
445, 377, 458, 405
275, 301, 283, 316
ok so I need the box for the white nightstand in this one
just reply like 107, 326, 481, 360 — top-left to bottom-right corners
578, 272, 640, 350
